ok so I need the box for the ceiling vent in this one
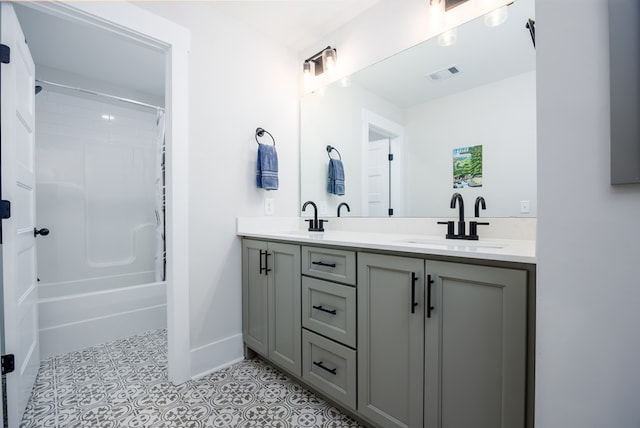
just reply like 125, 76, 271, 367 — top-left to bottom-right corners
427, 66, 461, 81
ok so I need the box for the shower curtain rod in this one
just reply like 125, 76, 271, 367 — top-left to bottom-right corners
36, 79, 165, 112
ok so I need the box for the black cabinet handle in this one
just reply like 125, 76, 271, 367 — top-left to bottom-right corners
311, 261, 336, 268
312, 305, 337, 315
313, 361, 337, 375
427, 274, 435, 318
264, 252, 272, 275
259, 250, 265, 274
259, 250, 272, 276
411, 272, 419, 314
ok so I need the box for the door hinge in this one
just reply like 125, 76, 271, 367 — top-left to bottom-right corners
1, 354, 15, 375
388, 208, 394, 216
0, 200, 10, 219
0, 44, 9, 64
388, 153, 394, 161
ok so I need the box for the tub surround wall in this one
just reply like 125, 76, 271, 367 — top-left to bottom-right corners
36, 89, 158, 286
35, 88, 166, 358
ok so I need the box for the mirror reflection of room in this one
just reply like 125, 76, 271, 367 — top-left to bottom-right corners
301, 0, 536, 218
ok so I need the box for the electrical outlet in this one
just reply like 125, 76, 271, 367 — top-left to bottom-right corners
264, 198, 275, 215
520, 200, 530, 214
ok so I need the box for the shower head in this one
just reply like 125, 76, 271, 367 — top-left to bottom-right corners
35, 85, 43, 95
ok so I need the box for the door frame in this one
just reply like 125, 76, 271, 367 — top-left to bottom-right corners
20, 1, 192, 384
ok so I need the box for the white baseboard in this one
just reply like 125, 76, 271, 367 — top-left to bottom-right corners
190, 333, 244, 380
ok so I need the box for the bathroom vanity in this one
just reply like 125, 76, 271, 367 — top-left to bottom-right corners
239, 220, 535, 428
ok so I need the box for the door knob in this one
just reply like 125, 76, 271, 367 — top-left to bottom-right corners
34, 228, 49, 237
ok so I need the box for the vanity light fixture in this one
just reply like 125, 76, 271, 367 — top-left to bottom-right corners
484, 5, 508, 27
303, 46, 338, 77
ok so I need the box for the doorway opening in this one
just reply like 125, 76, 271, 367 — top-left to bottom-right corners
1, 2, 190, 425
362, 109, 405, 217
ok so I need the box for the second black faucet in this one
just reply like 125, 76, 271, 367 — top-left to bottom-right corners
302, 201, 327, 232
438, 193, 490, 240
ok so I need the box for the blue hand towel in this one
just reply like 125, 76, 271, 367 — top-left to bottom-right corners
256, 144, 279, 190
327, 158, 345, 195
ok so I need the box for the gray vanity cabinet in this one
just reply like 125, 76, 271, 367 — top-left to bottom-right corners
357, 252, 425, 428
424, 260, 527, 428
242, 239, 301, 376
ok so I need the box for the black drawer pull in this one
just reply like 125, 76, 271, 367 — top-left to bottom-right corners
313, 360, 337, 375
311, 261, 336, 268
312, 305, 337, 315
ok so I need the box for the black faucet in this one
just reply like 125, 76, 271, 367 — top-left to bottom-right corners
450, 192, 466, 237
438, 193, 490, 240
302, 201, 326, 232
474, 196, 486, 217
337, 202, 350, 217
469, 196, 490, 239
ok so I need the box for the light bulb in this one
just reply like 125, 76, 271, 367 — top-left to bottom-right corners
438, 28, 457, 47
322, 48, 337, 73
485, 6, 508, 27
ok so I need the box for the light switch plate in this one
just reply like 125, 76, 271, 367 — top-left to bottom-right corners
264, 198, 275, 215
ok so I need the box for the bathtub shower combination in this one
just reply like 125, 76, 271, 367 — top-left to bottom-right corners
35, 87, 167, 358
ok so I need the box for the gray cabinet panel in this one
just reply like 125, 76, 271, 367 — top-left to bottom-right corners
242, 239, 269, 357
358, 252, 424, 428
268, 242, 302, 376
242, 239, 301, 377
302, 329, 357, 410
302, 276, 356, 347
424, 260, 527, 428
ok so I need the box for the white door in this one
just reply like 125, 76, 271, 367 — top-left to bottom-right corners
0, 3, 40, 427
367, 138, 389, 216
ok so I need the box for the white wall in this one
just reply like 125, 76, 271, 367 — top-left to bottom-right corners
405, 71, 536, 218
536, 0, 640, 426
135, 2, 300, 375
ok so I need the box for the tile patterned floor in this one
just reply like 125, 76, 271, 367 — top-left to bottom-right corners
20, 329, 365, 428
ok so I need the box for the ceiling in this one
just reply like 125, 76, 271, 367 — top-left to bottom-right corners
208, 0, 383, 54
12, 1, 382, 99
14, 4, 166, 98
349, 0, 536, 108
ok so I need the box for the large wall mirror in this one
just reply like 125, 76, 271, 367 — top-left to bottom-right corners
300, 0, 536, 218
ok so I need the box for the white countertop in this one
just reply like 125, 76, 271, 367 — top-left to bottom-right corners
237, 217, 536, 264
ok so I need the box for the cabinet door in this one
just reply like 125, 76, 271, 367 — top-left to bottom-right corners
267, 242, 302, 376
242, 239, 269, 356
424, 260, 527, 428
358, 253, 424, 428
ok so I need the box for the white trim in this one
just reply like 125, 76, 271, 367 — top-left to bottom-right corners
190, 334, 245, 380
24, 2, 192, 384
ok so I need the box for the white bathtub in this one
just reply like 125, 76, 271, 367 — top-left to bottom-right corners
38, 273, 166, 359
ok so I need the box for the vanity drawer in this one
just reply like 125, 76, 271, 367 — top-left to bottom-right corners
302, 276, 356, 348
302, 246, 356, 285
302, 329, 357, 410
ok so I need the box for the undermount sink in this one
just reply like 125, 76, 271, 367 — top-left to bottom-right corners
396, 238, 504, 250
